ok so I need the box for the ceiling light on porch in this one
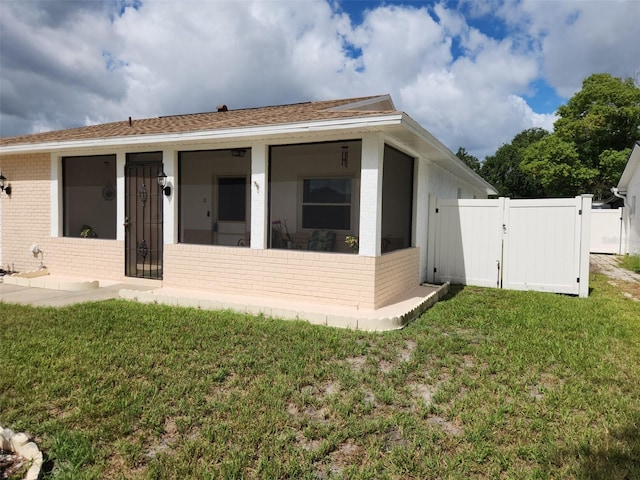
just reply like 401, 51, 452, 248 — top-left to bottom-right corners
230, 149, 247, 157
157, 171, 172, 197
0, 171, 11, 195
341, 145, 349, 168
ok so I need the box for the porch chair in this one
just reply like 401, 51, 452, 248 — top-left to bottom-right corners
307, 230, 336, 252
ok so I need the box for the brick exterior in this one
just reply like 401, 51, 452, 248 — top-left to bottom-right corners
374, 248, 420, 308
45, 237, 125, 279
162, 245, 419, 309
0, 153, 50, 273
1, 153, 420, 308
164, 245, 379, 308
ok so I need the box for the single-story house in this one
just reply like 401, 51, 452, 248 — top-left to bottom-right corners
615, 141, 640, 255
0, 95, 495, 312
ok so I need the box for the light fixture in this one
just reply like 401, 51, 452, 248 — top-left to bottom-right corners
230, 148, 247, 158
341, 145, 349, 168
157, 171, 171, 196
0, 172, 10, 196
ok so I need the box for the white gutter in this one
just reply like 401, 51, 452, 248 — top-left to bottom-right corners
611, 187, 630, 209
0, 114, 404, 155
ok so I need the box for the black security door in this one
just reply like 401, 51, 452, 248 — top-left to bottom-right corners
125, 153, 164, 279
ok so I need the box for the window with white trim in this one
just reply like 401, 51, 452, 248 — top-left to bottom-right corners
301, 178, 352, 230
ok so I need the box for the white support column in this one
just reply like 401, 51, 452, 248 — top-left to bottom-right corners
250, 142, 269, 249
50, 154, 62, 237
116, 152, 126, 241
162, 149, 178, 245
359, 133, 384, 257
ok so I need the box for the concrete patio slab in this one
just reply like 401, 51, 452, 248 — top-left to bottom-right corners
1, 273, 449, 331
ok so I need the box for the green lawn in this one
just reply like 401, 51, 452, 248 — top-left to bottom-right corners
619, 254, 640, 274
1, 273, 639, 479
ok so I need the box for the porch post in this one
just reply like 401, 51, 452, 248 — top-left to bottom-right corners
359, 133, 384, 256
162, 148, 178, 245
50, 154, 62, 237
250, 141, 268, 249
116, 152, 126, 241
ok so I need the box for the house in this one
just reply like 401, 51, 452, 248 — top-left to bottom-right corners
615, 141, 640, 255
0, 95, 495, 319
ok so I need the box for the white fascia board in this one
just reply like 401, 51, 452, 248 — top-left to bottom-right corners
0, 114, 403, 155
617, 142, 640, 190
327, 94, 395, 111
400, 114, 498, 195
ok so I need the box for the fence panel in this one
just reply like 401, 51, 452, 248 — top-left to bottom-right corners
433, 199, 503, 288
590, 208, 623, 254
431, 196, 591, 297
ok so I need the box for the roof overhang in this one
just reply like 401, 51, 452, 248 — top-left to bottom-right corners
0, 114, 404, 155
0, 109, 497, 196
617, 142, 640, 191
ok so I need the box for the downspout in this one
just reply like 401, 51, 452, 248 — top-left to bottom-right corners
611, 187, 630, 255
610, 187, 630, 208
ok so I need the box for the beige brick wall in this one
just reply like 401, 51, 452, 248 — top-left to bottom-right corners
164, 245, 420, 309
373, 248, 420, 308
44, 237, 125, 279
0, 153, 51, 273
164, 245, 379, 308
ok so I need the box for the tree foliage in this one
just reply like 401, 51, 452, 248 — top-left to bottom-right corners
480, 128, 548, 197
455, 147, 481, 172
476, 73, 640, 198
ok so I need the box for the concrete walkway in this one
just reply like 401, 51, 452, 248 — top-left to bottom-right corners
590, 254, 640, 283
0, 272, 449, 331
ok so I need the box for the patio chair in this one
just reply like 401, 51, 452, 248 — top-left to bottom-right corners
307, 230, 336, 251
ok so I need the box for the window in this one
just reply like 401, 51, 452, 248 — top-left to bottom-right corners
63, 154, 117, 239
302, 178, 352, 230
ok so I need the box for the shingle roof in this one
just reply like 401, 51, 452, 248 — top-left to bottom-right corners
0, 95, 398, 147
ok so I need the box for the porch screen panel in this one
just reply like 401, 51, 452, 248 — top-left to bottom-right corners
381, 145, 414, 253
62, 155, 117, 239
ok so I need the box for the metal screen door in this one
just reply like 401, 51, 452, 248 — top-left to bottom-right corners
125, 154, 164, 279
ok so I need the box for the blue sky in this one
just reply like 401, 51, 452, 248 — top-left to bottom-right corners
1, 0, 638, 159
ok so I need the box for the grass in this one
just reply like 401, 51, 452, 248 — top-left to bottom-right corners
619, 254, 640, 274
1, 273, 639, 479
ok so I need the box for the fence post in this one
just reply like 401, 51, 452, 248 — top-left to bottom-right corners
579, 194, 593, 298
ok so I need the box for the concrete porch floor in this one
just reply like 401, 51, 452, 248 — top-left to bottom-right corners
1, 273, 449, 331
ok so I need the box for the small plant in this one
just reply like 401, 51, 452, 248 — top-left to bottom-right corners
80, 225, 97, 238
345, 235, 359, 252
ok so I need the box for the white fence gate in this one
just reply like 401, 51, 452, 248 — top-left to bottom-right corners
428, 196, 592, 297
590, 208, 624, 254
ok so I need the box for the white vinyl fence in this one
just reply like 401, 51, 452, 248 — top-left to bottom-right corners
590, 208, 624, 254
427, 195, 592, 297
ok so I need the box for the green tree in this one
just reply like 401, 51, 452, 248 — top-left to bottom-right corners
521, 135, 598, 197
455, 147, 481, 172
520, 73, 640, 198
481, 128, 548, 197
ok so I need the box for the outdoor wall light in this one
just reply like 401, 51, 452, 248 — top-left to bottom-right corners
157, 171, 171, 196
341, 145, 349, 168
230, 148, 247, 158
0, 172, 11, 195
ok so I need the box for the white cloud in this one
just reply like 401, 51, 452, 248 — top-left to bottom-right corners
0, 0, 636, 161
496, 0, 640, 97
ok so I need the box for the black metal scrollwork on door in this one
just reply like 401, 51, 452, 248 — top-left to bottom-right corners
139, 183, 147, 205
137, 239, 148, 260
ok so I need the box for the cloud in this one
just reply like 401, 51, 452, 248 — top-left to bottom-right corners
496, 0, 640, 97
0, 0, 636, 161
